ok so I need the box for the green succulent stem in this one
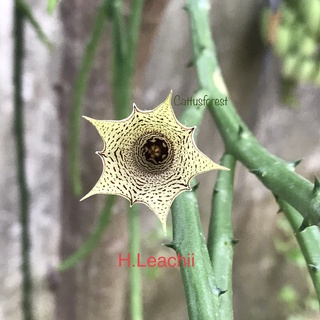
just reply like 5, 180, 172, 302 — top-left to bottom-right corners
276, 198, 320, 305
13, 2, 34, 319
169, 90, 222, 320
129, 206, 143, 320
171, 186, 220, 320
207, 153, 236, 320
58, 196, 115, 272
186, 0, 320, 227
70, 0, 109, 196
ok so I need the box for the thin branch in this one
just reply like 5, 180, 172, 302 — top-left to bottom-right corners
70, 0, 108, 196
276, 197, 320, 306
17, 0, 52, 49
14, 1, 34, 319
111, 0, 131, 120
111, 0, 144, 120
127, 0, 144, 76
58, 195, 115, 272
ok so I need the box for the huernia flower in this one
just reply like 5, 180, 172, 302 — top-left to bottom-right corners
81, 91, 229, 234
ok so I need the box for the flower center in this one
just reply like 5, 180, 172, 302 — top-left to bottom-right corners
133, 132, 174, 174
143, 137, 168, 165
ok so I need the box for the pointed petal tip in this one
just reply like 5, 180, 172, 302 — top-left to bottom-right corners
161, 221, 167, 236
189, 126, 196, 134
82, 115, 97, 124
166, 90, 173, 101
79, 194, 88, 201
163, 228, 167, 237
214, 164, 230, 171
80, 191, 95, 201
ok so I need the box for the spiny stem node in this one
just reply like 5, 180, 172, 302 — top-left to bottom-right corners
182, 4, 189, 11
308, 264, 320, 272
313, 175, 320, 194
293, 159, 302, 167
218, 288, 227, 296
199, 45, 206, 53
163, 242, 176, 250
231, 239, 239, 246
298, 219, 311, 233
238, 125, 250, 139
237, 126, 244, 138
192, 183, 200, 192
249, 169, 266, 177
288, 159, 302, 171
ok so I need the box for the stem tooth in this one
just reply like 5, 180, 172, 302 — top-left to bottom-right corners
231, 239, 239, 246
249, 169, 266, 177
298, 219, 311, 233
163, 242, 176, 250
274, 195, 283, 213
288, 159, 302, 171
237, 125, 250, 139
182, 4, 189, 11
313, 175, 320, 194
218, 289, 227, 296
308, 264, 320, 272
192, 183, 200, 192
293, 159, 302, 167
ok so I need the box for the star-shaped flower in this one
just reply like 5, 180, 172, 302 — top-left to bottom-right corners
81, 91, 229, 234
